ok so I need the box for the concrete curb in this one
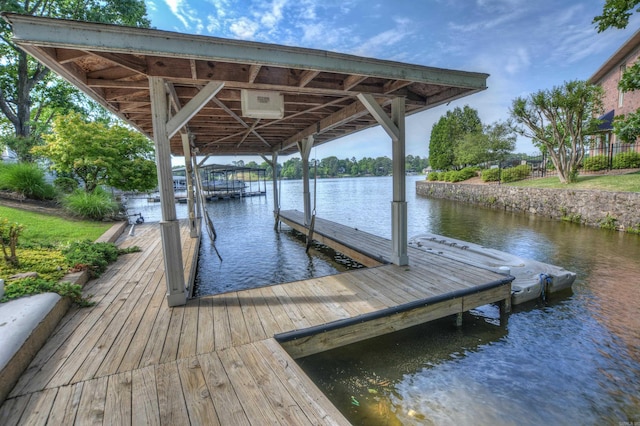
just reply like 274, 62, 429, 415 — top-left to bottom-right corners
0, 221, 127, 403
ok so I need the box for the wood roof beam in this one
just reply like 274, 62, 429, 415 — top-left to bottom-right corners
166, 81, 225, 139
343, 75, 368, 91
55, 48, 88, 64
383, 80, 411, 94
87, 51, 147, 74
210, 97, 272, 148
248, 64, 261, 83
298, 70, 320, 87
281, 97, 391, 150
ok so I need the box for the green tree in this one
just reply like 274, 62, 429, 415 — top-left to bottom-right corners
510, 80, 603, 183
593, 0, 640, 32
428, 105, 482, 170
455, 121, 516, 167
0, 0, 150, 158
373, 156, 392, 175
594, 0, 640, 144
33, 112, 157, 192
281, 157, 302, 179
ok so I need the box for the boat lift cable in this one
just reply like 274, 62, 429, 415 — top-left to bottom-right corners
193, 162, 222, 262
275, 162, 282, 231
306, 157, 317, 253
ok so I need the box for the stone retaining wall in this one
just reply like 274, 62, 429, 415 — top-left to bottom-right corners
416, 181, 640, 232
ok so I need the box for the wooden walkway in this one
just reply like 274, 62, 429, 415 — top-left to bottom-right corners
0, 217, 511, 425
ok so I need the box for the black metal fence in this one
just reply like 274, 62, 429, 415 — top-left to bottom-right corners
485, 142, 640, 182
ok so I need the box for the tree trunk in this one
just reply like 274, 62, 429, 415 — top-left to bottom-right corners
15, 50, 32, 138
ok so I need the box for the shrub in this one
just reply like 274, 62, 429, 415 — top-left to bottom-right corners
582, 155, 609, 171
0, 218, 24, 266
0, 162, 56, 200
62, 240, 119, 277
482, 168, 501, 182
54, 176, 79, 193
612, 151, 640, 169
458, 167, 478, 181
427, 172, 440, 181
501, 164, 531, 183
1, 277, 92, 306
62, 187, 119, 220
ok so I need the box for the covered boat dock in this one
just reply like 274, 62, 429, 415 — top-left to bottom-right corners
1, 13, 514, 423
3, 11, 490, 307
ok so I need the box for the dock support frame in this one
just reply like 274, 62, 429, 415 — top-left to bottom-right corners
358, 94, 408, 265
181, 133, 198, 238
297, 136, 314, 226
149, 76, 187, 307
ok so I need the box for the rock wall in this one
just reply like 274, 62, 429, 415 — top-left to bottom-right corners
416, 181, 640, 232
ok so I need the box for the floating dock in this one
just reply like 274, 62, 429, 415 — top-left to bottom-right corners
278, 210, 575, 306
1, 220, 512, 424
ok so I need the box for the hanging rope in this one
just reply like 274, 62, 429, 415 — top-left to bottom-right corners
538, 273, 552, 302
193, 162, 222, 261
306, 158, 318, 253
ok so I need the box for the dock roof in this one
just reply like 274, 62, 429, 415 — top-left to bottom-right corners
3, 13, 488, 157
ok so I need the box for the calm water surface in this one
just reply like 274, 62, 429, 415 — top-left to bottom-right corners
128, 176, 640, 425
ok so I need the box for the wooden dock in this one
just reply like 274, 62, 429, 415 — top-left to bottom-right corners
0, 217, 511, 425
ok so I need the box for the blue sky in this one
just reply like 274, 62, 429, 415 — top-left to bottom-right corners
143, 0, 640, 162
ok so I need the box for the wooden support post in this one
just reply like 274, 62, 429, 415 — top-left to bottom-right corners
149, 76, 186, 307
358, 94, 408, 265
391, 97, 408, 266
501, 294, 512, 316
181, 133, 198, 238
297, 136, 314, 226
261, 152, 280, 229
456, 312, 463, 327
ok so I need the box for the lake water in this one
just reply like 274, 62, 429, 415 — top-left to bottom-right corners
127, 176, 640, 425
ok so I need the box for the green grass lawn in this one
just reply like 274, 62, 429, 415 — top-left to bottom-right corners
1, 205, 114, 301
0, 205, 111, 248
507, 170, 640, 192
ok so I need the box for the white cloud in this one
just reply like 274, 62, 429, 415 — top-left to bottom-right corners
163, 0, 203, 32
259, 0, 288, 29
229, 17, 260, 39
352, 18, 414, 57
504, 47, 530, 74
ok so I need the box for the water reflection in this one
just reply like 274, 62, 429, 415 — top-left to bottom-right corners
295, 177, 640, 425
127, 177, 640, 423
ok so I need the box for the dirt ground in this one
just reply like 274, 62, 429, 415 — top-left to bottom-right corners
0, 192, 69, 218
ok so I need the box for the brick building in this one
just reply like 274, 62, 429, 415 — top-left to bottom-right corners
589, 29, 640, 154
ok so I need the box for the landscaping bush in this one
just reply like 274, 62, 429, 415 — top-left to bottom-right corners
62, 240, 119, 277
62, 187, 119, 220
582, 155, 609, 171
0, 162, 56, 200
501, 164, 531, 183
481, 168, 501, 182
427, 172, 440, 181
1, 277, 91, 306
54, 176, 79, 193
442, 170, 455, 182
457, 167, 478, 181
612, 151, 640, 169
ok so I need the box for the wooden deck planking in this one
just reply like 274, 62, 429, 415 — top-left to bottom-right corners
1, 216, 511, 425
104, 371, 132, 426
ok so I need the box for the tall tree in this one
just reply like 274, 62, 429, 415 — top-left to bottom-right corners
0, 0, 150, 159
594, 0, 640, 144
428, 105, 482, 170
33, 112, 157, 193
510, 80, 603, 184
593, 0, 640, 32
455, 121, 516, 167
